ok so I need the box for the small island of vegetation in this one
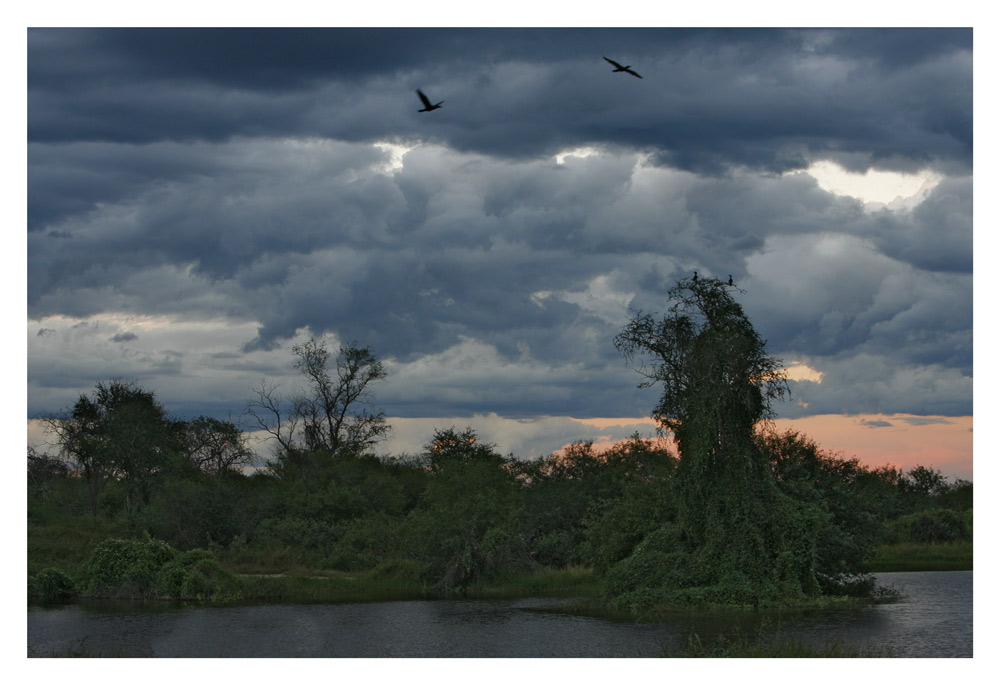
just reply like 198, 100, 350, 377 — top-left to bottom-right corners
28, 278, 971, 623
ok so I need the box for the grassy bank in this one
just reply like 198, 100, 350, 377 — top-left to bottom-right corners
27, 514, 127, 576
869, 541, 972, 572
235, 564, 601, 604
461, 565, 601, 599
235, 571, 429, 603
28, 516, 970, 606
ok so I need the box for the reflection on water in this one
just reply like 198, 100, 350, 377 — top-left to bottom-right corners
27, 571, 971, 657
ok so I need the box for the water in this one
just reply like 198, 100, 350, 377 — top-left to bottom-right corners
27, 571, 971, 657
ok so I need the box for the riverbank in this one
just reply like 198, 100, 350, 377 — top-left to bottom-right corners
868, 541, 972, 572
30, 571, 971, 657
232, 564, 601, 604
28, 517, 969, 604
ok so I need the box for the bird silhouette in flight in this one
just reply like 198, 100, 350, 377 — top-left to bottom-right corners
604, 57, 642, 79
416, 89, 443, 112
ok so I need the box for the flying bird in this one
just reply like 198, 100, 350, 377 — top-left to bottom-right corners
416, 89, 443, 112
603, 57, 642, 79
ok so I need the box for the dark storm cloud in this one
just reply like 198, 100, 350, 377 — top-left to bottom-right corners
741, 228, 972, 376
869, 177, 973, 273
28, 28, 971, 176
27, 140, 239, 230
28, 139, 971, 391
28, 28, 659, 90
26, 28, 974, 423
783, 353, 971, 418
30, 139, 639, 364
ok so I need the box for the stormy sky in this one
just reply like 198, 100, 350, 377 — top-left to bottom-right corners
26, 27, 974, 466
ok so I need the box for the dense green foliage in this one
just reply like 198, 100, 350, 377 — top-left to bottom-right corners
29, 419, 969, 605
79, 536, 176, 598
869, 541, 971, 572
42, 380, 182, 516
69, 536, 240, 600
28, 567, 78, 600
883, 508, 968, 544
29, 304, 972, 609
613, 278, 813, 607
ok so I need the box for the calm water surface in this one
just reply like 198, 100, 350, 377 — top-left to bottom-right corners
27, 570, 971, 657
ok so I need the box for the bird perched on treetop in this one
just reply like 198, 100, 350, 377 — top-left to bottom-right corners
416, 89, 443, 112
728, 275, 734, 286
603, 57, 643, 79
693, 271, 698, 282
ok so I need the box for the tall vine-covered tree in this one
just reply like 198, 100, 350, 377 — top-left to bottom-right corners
614, 277, 807, 605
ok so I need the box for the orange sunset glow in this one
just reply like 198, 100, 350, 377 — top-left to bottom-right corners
570, 413, 973, 481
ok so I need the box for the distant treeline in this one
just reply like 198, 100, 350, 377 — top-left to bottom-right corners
28, 279, 972, 608
28, 385, 970, 605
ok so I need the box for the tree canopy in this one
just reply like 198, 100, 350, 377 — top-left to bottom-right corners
614, 277, 811, 606
44, 379, 179, 515
245, 339, 390, 464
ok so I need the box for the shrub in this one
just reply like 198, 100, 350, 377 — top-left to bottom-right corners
884, 508, 968, 544
28, 567, 78, 601
257, 516, 338, 560
532, 529, 583, 568
363, 558, 428, 585
602, 499, 830, 610
97, 481, 129, 518
80, 535, 176, 598
137, 476, 253, 550
771, 494, 823, 596
409, 435, 529, 591
156, 548, 240, 600
325, 513, 408, 571
582, 483, 675, 574
602, 523, 707, 607
359, 470, 408, 515
78, 537, 239, 600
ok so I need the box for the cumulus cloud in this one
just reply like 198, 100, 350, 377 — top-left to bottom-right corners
782, 353, 972, 418
27, 314, 298, 418
26, 28, 973, 448
28, 137, 972, 419
28, 29, 971, 175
